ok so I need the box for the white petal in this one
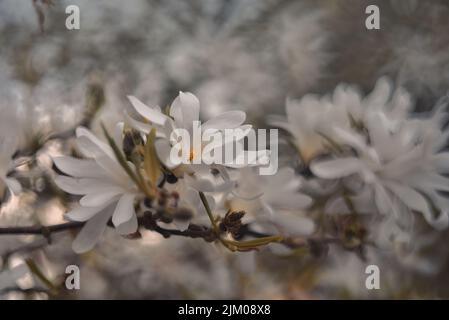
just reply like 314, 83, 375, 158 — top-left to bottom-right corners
116, 213, 138, 235
310, 158, 362, 179
127, 95, 167, 126
179, 92, 200, 130
54, 176, 112, 195
225, 149, 270, 168
72, 205, 114, 253
65, 204, 109, 222
169, 94, 184, 127
114, 122, 124, 151
112, 193, 136, 227
53, 156, 106, 178
202, 111, 246, 132
222, 125, 253, 145
76, 127, 113, 158
124, 110, 152, 134
75, 135, 112, 159
95, 154, 129, 183
155, 139, 178, 169
80, 188, 123, 207
386, 182, 448, 230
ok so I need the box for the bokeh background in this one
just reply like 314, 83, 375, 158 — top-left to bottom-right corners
1, 0, 449, 299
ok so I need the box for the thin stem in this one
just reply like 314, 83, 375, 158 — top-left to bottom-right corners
198, 191, 219, 232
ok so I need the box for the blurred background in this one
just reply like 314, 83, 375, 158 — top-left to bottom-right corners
1, 0, 449, 299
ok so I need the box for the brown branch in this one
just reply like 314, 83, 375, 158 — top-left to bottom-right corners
0, 218, 216, 242
0, 221, 84, 235
0, 216, 342, 257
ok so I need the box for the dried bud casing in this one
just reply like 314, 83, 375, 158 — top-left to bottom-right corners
219, 211, 246, 238
123, 129, 144, 160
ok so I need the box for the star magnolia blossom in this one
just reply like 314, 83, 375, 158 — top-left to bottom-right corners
269, 77, 412, 164
310, 85, 449, 230
230, 167, 314, 235
53, 124, 142, 253
125, 92, 266, 181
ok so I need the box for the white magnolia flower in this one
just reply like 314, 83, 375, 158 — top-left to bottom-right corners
269, 77, 412, 164
311, 99, 449, 231
53, 124, 142, 253
229, 167, 314, 236
126, 92, 266, 191
0, 110, 22, 200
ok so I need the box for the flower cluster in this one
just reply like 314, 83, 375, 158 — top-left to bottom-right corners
272, 77, 449, 243
52, 92, 283, 253
4, 78, 449, 260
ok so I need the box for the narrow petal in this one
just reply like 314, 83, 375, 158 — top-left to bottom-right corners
179, 92, 200, 130
310, 158, 362, 179
112, 193, 136, 227
53, 156, 106, 178
76, 135, 113, 159
76, 127, 113, 158
155, 139, 178, 169
72, 205, 114, 253
116, 213, 138, 235
169, 94, 184, 127
202, 111, 246, 132
54, 176, 112, 195
124, 110, 152, 134
386, 182, 448, 229
65, 204, 108, 222
127, 96, 167, 126
80, 188, 123, 207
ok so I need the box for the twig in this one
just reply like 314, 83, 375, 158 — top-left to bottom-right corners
0, 221, 84, 235
0, 216, 340, 255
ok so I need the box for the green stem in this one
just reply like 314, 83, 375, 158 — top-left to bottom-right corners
199, 191, 218, 232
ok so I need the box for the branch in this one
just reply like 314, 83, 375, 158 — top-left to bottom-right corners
0, 221, 83, 236
0, 216, 341, 257
0, 218, 216, 242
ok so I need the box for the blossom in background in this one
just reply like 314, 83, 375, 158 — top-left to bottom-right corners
229, 167, 314, 236
307, 80, 449, 231
269, 77, 413, 165
53, 124, 142, 253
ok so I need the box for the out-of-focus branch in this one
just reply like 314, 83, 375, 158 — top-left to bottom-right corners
0, 221, 84, 236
